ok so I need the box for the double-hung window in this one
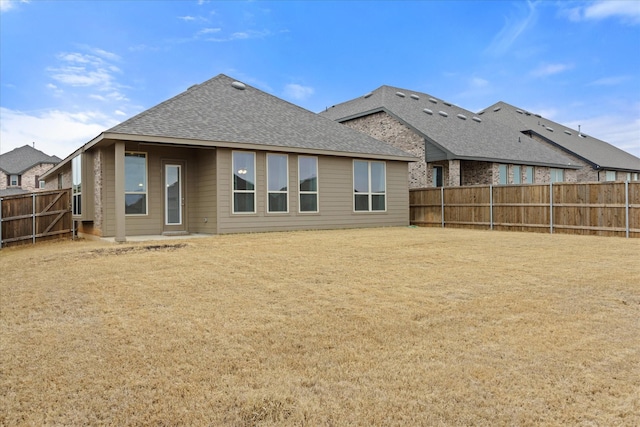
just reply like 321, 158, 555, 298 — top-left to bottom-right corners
498, 164, 508, 185
525, 166, 534, 184
299, 156, 318, 212
233, 151, 256, 213
550, 168, 564, 183
72, 155, 82, 216
9, 174, 20, 187
125, 152, 147, 215
605, 170, 616, 181
512, 165, 521, 184
354, 160, 386, 212
267, 154, 288, 213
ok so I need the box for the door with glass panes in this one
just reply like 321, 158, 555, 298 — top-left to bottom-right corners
163, 161, 186, 233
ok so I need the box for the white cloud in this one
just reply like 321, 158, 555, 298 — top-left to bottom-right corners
179, 15, 196, 21
486, 1, 538, 55
0, 0, 28, 13
588, 75, 630, 86
283, 83, 314, 101
531, 63, 573, 77
0, 107, 120, 158
470, 77, 489, 89
583, 0, 640, 24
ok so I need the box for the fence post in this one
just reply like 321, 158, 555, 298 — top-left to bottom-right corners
625, 181, 629, 239
549, 182, 554, 234
489, 185, 493, 230
0, 197, 3, 249
32, 193, 36, 244
441, 186, 445, 228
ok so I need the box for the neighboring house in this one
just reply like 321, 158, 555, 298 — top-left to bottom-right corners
320, 85, 581, 188
0, 145, 61, 196
480, 102, 640, 182
41, 74, 416, 241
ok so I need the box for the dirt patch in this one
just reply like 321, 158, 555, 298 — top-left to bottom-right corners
88, 243, 188, 256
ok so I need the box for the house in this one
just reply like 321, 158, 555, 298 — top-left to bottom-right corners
320, 85, 583, 189
0, 145, 61, 196
480, 101, 640, 182
41, 74, 416, 242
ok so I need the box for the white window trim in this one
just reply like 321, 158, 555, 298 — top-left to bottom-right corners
525, 166, 534, 184
125, 152, 149, 216
512, 165, 521, 185
498, 164, 508, 185
550, 168, 564, 183
353, 160, 387, 213
298, 156, 319, 213
164, 164, 182, 226
605, 170, 616, 182
267, 153, 289, 214
232, 151, 256, 214
9, 174, 19, 187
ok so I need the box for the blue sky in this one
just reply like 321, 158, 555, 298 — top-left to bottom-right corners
1, 0, 639, 159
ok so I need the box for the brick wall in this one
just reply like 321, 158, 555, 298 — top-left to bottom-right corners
342, 112, 428, 188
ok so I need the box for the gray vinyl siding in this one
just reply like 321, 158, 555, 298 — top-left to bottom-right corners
216, 148, 409, 234
189, 148, 217, 234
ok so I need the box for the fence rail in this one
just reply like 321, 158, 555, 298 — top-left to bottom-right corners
410, 182, 640, 238
0, 189, 73, 248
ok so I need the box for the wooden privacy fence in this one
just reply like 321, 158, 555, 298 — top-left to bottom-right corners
0, 189, 73, 248
410, 182, 640, 238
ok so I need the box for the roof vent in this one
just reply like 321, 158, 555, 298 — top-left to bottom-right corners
231, 81, 246, 90
363, 92, 373, 98
438, 111, 448, 117
478, 111, 485, 115
410, 94, 420, 100
472, 116, 482, 123
443, 101, 452, 106
546, 127, 554, 132
493, 107, 501, 112
188, 84, 199, 91
423, 108, 433, 115
516, 109, 524, 114
564, 130, 572, 135
457, 114, 467, 120
395, 91, 406, 98
534, 114, 542, 118
429, 97, 438, 104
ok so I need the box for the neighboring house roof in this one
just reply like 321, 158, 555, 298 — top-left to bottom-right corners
480, 101, 640, 172
108, 74, 416, 161
0, 145, 61, 174
0, 188, 29, 197
320, 85, 578, 169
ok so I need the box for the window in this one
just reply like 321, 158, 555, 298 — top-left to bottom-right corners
498, 164, 508, 185
233, 151, 256, 213
633, 173, 639, 181
299, 156, 318, 212
525, 166, 534, 184
125, 152, 147, 215
267, 154, 288, 213
9, 174, 19, 187
550, 168, 564, 183
433, 166, 443, 187
72, 155, 82, 216
354, 160, 386, 212
512, 165, 521, 184
605, 170, 616, 181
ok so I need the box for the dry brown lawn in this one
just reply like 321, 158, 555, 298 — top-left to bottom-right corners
1, 227, 639, 426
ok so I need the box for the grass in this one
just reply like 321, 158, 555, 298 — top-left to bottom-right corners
1, 227, 639, 426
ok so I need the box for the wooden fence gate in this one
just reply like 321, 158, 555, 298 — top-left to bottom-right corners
0, 189, 73, 248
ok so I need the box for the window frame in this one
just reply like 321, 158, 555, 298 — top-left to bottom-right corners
498, 164, 508, 185
353, 160, 387, 213
9, 174, 20, 187
525, 166, 534, 184
512, 165, 521, 185
298, 155, 319, 213
433, 165, 443, 188
232, 151, 256, 214
605, 170, 616, 181
124, 152, 148, 216
550, 168, 564, 183
266, 153, 289, 214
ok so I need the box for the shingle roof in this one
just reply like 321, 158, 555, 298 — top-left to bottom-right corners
0, 145, 61, 174
481, 102, 640, 172
320, 86, 578, 168
107, 74, 415, 161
